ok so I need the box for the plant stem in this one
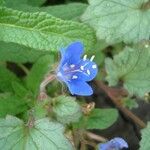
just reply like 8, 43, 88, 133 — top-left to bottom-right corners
86, 131, 107, 142
95, 80, 146, 128
38, 74, 56, 100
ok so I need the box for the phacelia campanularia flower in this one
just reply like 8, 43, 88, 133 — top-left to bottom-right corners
56, 42, 98, 96
99, 137, 128, 150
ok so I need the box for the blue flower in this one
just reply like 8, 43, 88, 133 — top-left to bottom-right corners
99, 137, 128, 150
56, 42, 98, 96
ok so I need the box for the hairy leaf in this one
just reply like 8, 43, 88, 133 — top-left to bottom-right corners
81, 0, 150, 43
105, 46, 150, 97
26, 55, 54, 96
0, 7, 96, 51
0, 116, 73, 150
53, 96, 82, 124
73, 108, 118, 129
140, 122, 150, 150
0, 42, 50, 63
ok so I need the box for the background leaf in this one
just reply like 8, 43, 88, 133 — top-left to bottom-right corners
27, 0, 46, 6
0, 7, 96, 51
26, 55, 54, 97
0, 116, 73, 150
81, 0, 150, 43
73, 108, 118, 129
105, 46, 150, 97
0, 93, 28, 117
53, 96, 82, 124
12, 81, 29, 98
0, 42, 50, 63
140, 122, 150, 150
0, 66, 20, 92
5, 2, 87, 21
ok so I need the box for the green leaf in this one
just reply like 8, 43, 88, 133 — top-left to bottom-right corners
53, 96, 82, 124
12, 81, 29, 98
40, 3, 87, 21
140, 122, 150, 150
5, 1, 87, 20
105, 46, 150, 97
73, 108, 118, 129
0, 93, 27, 117
81, 0, 150, 44
0, 7, 96, 51
26, 55, 54, 96
27, 0, 46, 6
0, 116, 73, 150
0, 41, 50, 63
0, 66, 20, 92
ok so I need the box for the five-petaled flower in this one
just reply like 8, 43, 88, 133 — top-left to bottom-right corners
99, 137, 128, 150
56, 41, 98, 96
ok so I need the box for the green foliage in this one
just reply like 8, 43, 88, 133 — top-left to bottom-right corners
0, 116, 73, 150
53, 96, 82, 124
27, 0, 46, 6
140, 122, 150, 150
5, 2, 87, 21
0, 7, 96, 51
0, 0, 4, 6
12, 81, 29, 98
105, 46, 150, 97
0, 42, 49, 63
5, 0, 46, 6
73, 108, 118, 129
0, 93, 28, 117
40, 3, 87, 21
0, 66, 20, 92
123, 97, 138, 109
26, 55, 54, 96
81, 0, 150, 44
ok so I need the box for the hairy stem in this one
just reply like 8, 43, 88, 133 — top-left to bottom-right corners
86, 131, 107, 142
38, 74, 56, 100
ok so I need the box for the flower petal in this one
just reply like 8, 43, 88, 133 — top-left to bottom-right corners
66, 80, 93, 96
59, 42, 84, 66
99, 137, 128, 150
74, 59, 98, 81
110, 137, 128, 149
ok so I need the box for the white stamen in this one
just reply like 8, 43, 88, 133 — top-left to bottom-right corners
92, 65, 97, 69
87, 70, 90, 75
90, 55, 95, 61
72, 75, 78, 79
80, 65, 84, 70
70, 64, 75, 68
83, 55, 87, 61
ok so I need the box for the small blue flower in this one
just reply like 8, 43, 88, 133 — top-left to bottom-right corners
56, 41, 98, 96
99, 137, 128, 150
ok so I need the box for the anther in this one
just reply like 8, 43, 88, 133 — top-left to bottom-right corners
72, 75, 78, 79
87, 70, 90, 75
83, 55, 87, 61
90, 55, 95, 61
70, 64, 75, 68
92, 65, 97, 69
80, 66, 84, 70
